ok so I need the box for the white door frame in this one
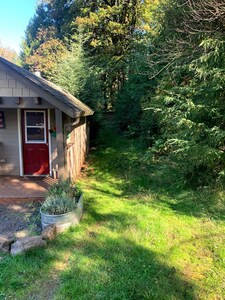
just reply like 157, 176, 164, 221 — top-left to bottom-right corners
17, 108, 52, 176
17, 109, 23, 176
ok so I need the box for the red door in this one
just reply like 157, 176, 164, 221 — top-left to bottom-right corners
22, 110, 49, 175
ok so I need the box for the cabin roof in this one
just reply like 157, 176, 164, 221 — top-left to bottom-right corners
0, 57, 94, 118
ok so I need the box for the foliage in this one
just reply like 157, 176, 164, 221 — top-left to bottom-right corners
76, 0, 156, 109
115, 36, 157, 137
41, 195, 78, 215
142, 0, 225, 184
22, 0, 81, 48
21, 0, 157, 107
46, 179, 82, 199
20, 0, 81, 78
25, 38, 67, 79
20, 0, 225, 186
115, 76, 143, 136
52, 39, 103, 110
42, 180, 82, 215
0, 42, 19, 64
52, 41, 86, 96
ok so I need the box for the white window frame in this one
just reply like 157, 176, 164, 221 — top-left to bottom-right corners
25, 110, 47, 144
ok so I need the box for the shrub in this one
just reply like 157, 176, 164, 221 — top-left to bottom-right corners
41, 180, 82, 215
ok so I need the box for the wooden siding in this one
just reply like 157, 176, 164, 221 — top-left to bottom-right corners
66, 117, 89, 180
0, 70, 38, 97
0, 109, 20, 175
49, 112, 90, 180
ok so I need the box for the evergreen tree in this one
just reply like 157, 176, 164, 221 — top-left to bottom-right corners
76, 0, 153, 109
20, 0, 81, 78
144, 0, 225, 184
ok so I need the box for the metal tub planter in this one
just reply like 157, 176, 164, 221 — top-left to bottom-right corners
40, 193, 83, 232
40, 180, 83, 232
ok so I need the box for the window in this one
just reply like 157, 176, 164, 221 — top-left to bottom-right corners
25, 111, 46, 143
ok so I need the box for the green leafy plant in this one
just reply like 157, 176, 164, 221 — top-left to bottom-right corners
41, 180, 82, 215
140, 0, 225, 185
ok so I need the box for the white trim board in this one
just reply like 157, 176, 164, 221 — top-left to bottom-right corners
17, 109, 23, 176
48, 109, 52, 176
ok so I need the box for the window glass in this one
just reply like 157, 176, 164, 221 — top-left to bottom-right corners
27, 128, 45, 141
25, 111, 46, 143
26, 112, 44, 126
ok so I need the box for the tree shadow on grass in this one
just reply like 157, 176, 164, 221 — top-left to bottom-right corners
59, 237, 198, 300
55, 199, 198, 300
0, 195, 219, 300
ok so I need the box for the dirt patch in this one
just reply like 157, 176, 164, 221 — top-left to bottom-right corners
0, 199, 44, 239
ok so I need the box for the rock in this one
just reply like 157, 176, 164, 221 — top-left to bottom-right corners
11, 236, 47, 256
41, 224, 57, 241
0, 236, 14, 253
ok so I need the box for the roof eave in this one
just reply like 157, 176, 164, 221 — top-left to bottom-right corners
73, 110, 94, 119
0, 58, 94, 117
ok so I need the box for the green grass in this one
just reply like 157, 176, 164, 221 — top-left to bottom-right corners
0, 120, 225, 300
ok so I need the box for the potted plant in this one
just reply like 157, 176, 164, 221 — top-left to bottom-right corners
40, 180, 83, 232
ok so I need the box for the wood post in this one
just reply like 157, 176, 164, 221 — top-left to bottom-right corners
55, 109, 65, 181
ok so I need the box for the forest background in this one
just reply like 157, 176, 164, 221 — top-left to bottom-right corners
6, 0, 225, 186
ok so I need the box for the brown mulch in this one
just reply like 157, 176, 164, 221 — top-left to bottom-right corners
0, 198, 44, 239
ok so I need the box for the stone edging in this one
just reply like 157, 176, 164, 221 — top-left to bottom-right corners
0, 224, 57, 256
0, 195, 83, 256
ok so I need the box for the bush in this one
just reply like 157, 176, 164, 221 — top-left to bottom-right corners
41, 180, 82, 215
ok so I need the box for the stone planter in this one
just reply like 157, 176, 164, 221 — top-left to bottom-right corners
40, 193, 83, 233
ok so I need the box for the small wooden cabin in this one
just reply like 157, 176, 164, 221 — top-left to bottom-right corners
0, 57, 94, 181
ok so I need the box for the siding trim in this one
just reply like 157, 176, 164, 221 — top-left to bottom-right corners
48, 109, 52, 176
17, 109, 23, 176
55, 109, 65, 181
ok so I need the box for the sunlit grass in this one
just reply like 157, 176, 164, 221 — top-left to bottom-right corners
0, 120, 225, 300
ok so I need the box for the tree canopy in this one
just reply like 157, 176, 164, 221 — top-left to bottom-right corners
0, 41, 18, 64
21, 0, 225, 185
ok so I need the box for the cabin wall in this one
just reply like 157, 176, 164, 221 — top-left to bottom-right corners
65, 117, 89, 180
0, 109, 91, 179
0, 109, 20, 175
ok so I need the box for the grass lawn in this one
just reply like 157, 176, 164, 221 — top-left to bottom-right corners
0, 120, 225, 300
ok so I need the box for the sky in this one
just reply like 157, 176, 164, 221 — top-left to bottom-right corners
0, 0, 37, 53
